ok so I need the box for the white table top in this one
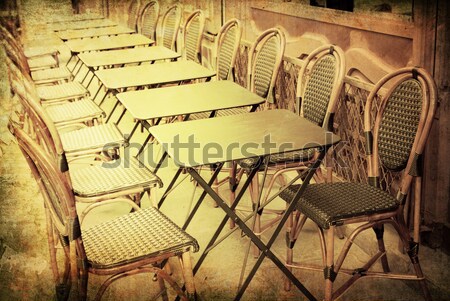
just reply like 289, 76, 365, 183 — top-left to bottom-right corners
64, 34, 154, 53
95, 60, 216, 90
56, 25, 135, 41
78, 46, 180, 68
51, 19, 116, 31
117, 81, 264, 120
150, 109, 340, 167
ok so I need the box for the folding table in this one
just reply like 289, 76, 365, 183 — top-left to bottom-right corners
94, 60, 216, 122
55, 25, 135, 41
150, 109, 340, 301
64, 34, 154, 72
116, 80, 265, 156
77, 46, 180, 88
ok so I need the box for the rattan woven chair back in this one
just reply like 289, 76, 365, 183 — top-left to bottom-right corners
297, 45, 345, 131
7, 61, 67, 166
159, 4, 182, 51
280, 67, 437, 301
215, 18, 242, 81
138, 0, 159, 40
182, 9, 205, 64
247, 27, 286, 105
10, 123, 199, 301
127, 0, 141, 31
0, 26, 31, 74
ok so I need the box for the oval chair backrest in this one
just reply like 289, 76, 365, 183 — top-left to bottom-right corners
298, 45, 346, 131
159, 4, 182, 51
215, 18, 242, 81
10, 122, 73, 239
183, 10, 205, 64
248, 28, 286, 102
139, 1, 159, 40
127, 0, 141, 31
0, 26, 31, 74
6, 60, 66, 172
364, 67, 437, 194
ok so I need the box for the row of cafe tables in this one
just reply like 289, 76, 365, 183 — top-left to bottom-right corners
53, 17, 340, 301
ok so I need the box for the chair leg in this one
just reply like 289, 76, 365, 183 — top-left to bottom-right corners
180, 252, 196, 301
394, 214, 431, 301
157, 274, 169, 301
324, 227, 336, 301
373, 224, 390, 272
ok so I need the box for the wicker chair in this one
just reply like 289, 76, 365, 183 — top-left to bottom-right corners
0, 22, 59, 71
7, 68, 126, 161
0, 25, 72, 85
157, 4, 182, 51
8, 68, 163, 214
6, 58, 103, 128
232, 45, 346, 248
182, 10, 205, 64
280, 67, 436, 301
138, 0, 160, 41
10, 123, 199, 301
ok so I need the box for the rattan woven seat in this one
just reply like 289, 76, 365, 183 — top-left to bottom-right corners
83, 207, 199, 268
27, 55, 58, 71
71, 156, 161, 197
31, 66, 72, 85
280, 182, 399, 229
239, 148, 316, 170
60, 123, 125, 154
37, 81, 89, 103
45, 98, 104, 125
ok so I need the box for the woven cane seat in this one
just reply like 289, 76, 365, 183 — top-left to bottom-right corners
31, 66, 72, 84
71, 157, 162, 197
45, 99, 104, 124
60, 123, 125, 153
28, 55, 58, 71
37, 81, 88, 102
83, 207, 199, 269
280, 182, 399, 229
238, 148, 316, 171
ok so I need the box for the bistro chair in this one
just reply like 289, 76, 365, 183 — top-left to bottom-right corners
280, 67, 436, 300
1, 37, 89, 106
6, 57, 104, 128
10, 123, 199, 301
182, 10, 205, 64
138, 0, 160, 41
158, 4, 182, 51
232, 45, 346, 248
0, 25, 72, 85
0, 21, 59, 71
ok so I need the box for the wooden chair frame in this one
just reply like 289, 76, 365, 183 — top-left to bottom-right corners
138, 0, 160, 40
158, 4, 182, 51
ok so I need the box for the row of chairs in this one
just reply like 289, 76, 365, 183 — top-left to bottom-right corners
1, 9, 202, 301
3, 2, 439, 301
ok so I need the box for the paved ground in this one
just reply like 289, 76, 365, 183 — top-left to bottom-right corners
0, 0, 449, 300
